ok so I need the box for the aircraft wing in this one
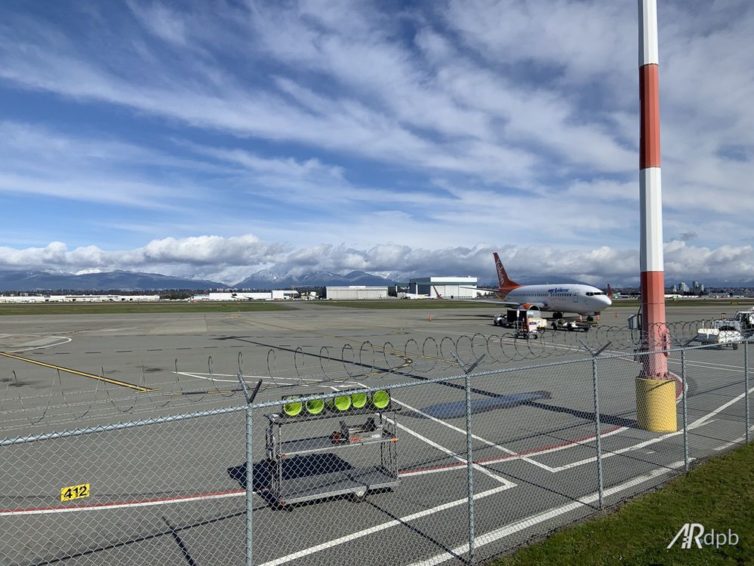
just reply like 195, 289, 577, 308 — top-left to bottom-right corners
471, 298, 548, 310
432, 288, 547, 310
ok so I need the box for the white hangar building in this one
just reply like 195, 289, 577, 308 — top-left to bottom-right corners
408, 276, 478, 299
326, 286, 389, 300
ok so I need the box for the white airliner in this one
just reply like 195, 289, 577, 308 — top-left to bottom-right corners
488, 252, 612, 318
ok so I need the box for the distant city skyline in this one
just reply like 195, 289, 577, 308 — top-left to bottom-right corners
1, 1, 753, 285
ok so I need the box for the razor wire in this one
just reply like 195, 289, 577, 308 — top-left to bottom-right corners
0, 334, 751, 565
1, 318, 750, 433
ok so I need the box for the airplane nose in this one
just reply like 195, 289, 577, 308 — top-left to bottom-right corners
602, 295, 612, 307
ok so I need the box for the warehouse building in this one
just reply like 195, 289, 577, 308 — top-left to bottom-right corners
408, 276, 478, 299
326, 286, 389, 300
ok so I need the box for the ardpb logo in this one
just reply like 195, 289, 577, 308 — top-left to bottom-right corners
667, 523, 739, 549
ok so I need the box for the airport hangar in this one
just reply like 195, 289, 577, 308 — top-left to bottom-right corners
408, 276, 478, 299
325, 277, 479, 300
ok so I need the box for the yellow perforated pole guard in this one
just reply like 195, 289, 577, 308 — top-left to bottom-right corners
635, 377, 677, 432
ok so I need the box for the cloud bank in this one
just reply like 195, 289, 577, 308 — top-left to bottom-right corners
1, 236, 752, 286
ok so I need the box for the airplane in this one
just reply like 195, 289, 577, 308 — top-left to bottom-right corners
488, 252, 612, 318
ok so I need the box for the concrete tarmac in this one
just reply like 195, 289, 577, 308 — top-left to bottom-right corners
0, 302, 751, 565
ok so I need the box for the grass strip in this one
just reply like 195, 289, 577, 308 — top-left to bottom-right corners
494, 442, 754, 566
614, 299, 754, 308
0, 301, 291, 315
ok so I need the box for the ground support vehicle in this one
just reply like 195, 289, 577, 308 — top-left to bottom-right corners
693, 325, 743, 350
494, 308, 546, 332
693, 328, 742, 349
731, 308, 754, 338
550, 319, 590, 332
264, 409, 399, 507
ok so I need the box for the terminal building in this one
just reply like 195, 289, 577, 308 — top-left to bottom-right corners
325, 286, 389, 300
408, 276, 478, 299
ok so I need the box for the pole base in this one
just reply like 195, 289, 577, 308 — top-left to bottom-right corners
635, 377, 677, 432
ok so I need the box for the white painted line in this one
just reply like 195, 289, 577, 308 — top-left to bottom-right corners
12, 336, 73, 353
387, 396, 555, 472
352, 381, 514, 485
407, 459, 689, 566
258, 484, 514, 566
516, 426, 628, 459
714, 426, 754, 451
548, 414, 717, 472
688, 386, 754, 430
391, 420, 514, 486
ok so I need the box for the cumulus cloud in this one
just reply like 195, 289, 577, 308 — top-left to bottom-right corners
1, 237, 753, 286
0, 1, 752, 278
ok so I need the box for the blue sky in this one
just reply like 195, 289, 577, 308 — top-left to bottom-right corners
1, 0, 753, 285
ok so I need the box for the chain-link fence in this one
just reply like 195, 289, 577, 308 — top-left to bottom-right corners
1, 332, 751, 565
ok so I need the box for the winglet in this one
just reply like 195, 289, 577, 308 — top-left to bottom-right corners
493, 252, 521, 295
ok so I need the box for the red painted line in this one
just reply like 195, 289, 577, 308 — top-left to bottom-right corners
4, 375, 689, 511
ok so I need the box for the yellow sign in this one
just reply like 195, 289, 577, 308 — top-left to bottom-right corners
60, 483, 90, 502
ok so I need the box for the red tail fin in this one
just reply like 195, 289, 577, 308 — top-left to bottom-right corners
493, 252, 520, 295
607, 284, 613, 300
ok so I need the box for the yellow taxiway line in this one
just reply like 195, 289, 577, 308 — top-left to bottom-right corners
0, 351, 153, 392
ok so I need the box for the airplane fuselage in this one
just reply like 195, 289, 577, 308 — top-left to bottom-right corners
503, 284, 611, 315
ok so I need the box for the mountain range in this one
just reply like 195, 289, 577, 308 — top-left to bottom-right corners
0, 268, 749, 293
0, 269, 397, 292
0, 270, 224, 292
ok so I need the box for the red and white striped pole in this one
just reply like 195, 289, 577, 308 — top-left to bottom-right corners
639, 0, 668, 379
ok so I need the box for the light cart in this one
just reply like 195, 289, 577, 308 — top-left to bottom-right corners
264, 408, 399, 507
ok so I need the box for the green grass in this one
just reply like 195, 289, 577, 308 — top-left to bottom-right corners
494, 442, 754, 566
613, 298, 754, 308
309, 300, 496, 309
0, 301, 292, 315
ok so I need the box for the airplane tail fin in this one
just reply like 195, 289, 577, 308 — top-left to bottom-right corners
607, 284, 613, 300
493, 252, 521, 295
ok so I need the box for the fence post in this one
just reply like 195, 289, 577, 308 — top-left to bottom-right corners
591, 355, 603, 510
681, 349, 689, 472
245, 400, 254, 566
465, 373, 475, 565
745, 339, 750, 444
237, 361, 262, 566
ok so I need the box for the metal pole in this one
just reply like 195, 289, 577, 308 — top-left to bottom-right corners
638, 0, 669, 380
236, 365, 254, 566
465, 373, 475, 564
246, 403, 253, 566
592, 357, 604, 509
681, 349, 689, 472
745, 340, 750, 444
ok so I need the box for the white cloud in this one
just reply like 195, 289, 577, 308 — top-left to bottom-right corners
0, 1, 752, 277
1, 237, 753, 286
